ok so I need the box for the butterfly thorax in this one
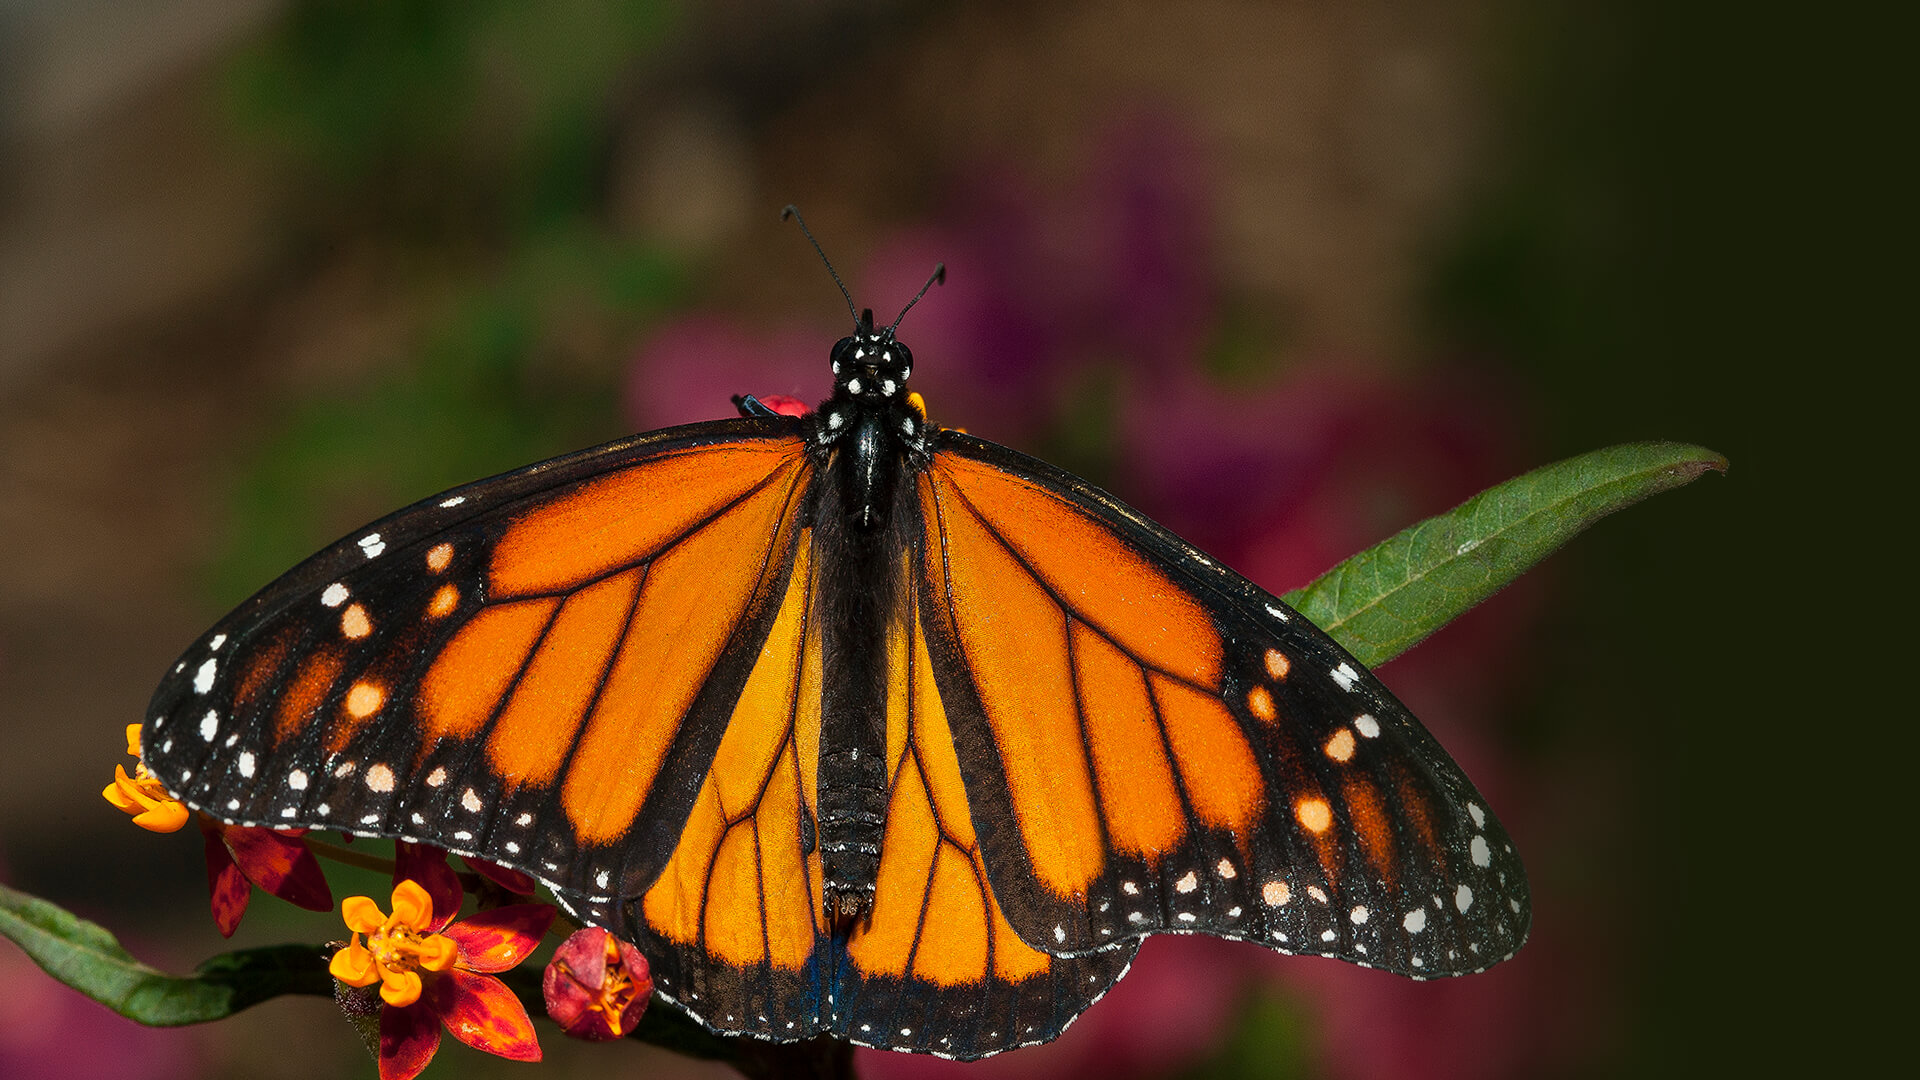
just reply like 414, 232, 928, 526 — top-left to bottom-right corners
805, 309, 928, 925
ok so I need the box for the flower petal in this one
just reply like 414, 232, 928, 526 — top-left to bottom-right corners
445, 904, 555, 973
416, 933, 459, 973
330, 941, 378, 987
378, 1001, 443, 1080
125, 723, 144, 757
223, 826, 333, 911
133, 799, 191, 833
344, 894, 389, 934
380, 968, 424, 1009
395, 843, 463, 931
202, 825, 252, 937
102, 775, 142, 814
441, 969, 541, 1062
388, 879, 435, 931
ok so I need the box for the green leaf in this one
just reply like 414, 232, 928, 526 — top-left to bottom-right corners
1281, 441, 1726, 667
0, 883, 332, 1025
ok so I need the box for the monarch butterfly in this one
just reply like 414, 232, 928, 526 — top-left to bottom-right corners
141, 213, 1529, 1060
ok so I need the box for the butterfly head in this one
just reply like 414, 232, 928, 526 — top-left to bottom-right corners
830, 308, 915, 402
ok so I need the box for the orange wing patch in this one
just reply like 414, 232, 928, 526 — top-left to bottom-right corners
490, 442, 805, 597
483, 568, 644, 786
420, 598, 561, 745
846, 605, 1049, 986
1072, 623, 1184, 858
931, 453, 1222, 685
561, 460, 805, 845
924, 455, 1254, 888
273, 645, 344, 748
642, 534, 822, 971
922, 468, 1104, 898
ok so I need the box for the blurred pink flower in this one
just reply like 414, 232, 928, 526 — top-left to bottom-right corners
625, 319, 826, 430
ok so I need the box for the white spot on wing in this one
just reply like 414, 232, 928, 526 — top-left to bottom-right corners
209, 634, 227, 650
200, 711, 218, 741
1053, 926, 1066, 943
288, 769, 308, 790
1216, 858, 1237, 879
1467, 802, 1487, 827
193, 658, 217, 694
1175, 871, 1198, 893
1354, 713, 1381, 738
358, 533, 386, 558
365, 763, 395, 793
237, 752, 255, 778
440, 496, 466, 508
425, 767, 446, 788
1331, 663, 1359, 692
1350, 905, 1369, 924
1404, 908, 1427, 933
1265, 604, 1291, 622
1471, 835, 1491, 867
462, 788, 483, 813
596, 870, 611, 889
321, 583, 349, 608
1455, 884, 1474, 912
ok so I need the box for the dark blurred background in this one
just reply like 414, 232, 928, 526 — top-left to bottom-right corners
0, 1, 1848, 1077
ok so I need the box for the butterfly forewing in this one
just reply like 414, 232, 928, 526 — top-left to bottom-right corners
143, 421, 814, 910
917, 433, 1530, 976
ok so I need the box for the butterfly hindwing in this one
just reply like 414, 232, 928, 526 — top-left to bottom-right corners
828, 560, 1135, 1058
916, 433, 1530, 977
143, 420, 815, 910
614, 513, 1135, 1059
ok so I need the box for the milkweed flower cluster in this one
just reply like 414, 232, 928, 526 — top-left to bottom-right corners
102, 724, 653, 1078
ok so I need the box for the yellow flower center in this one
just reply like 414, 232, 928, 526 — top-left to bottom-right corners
329, 881, 458, 1008
365, 922, 458, 977
588, 936, 639, 1036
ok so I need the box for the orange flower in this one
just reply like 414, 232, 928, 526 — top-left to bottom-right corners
102, 724, 188, 833
330, 880, 555, 1080
543, 927, 652, 1040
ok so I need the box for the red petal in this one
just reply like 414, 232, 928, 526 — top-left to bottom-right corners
463, 856, 537, 896
377, 1001, 443, 1080
445, 905, 556, 973
758, 394, 812, 417
223, 826, 333, 911
395, 842, 463, 932
441, 970, 541, 1061
202, 826, 251, 937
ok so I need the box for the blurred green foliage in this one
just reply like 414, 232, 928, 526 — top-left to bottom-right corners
222, 0, 674, 231
207, 1, 688, 607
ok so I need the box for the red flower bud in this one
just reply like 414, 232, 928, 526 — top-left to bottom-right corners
543, 928, 652, 1041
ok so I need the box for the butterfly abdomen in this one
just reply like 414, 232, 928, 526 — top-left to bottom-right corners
811, 422, 918, 923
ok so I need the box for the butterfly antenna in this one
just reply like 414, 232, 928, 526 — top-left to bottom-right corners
780, 205, 858, 326
888, 263, 946, 337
